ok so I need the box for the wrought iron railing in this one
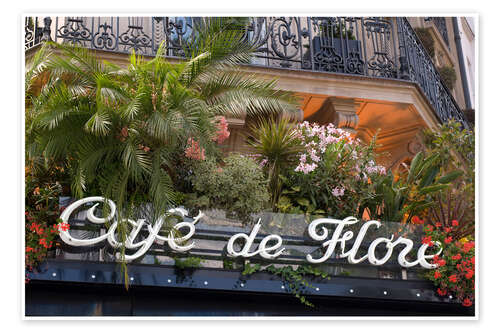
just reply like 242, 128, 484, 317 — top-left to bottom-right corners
430, 17, 450, 47
396, 18, 469, 128
24, 16, 470, 129
24, 17, 43, 50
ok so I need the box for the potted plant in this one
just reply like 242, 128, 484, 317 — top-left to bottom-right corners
304, 19, 362, 73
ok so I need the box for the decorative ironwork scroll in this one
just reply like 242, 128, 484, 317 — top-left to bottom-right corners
25, 17, 42, 50
25, 16, 471, 129
118, 17, 153, 54
57, 17, 92, 46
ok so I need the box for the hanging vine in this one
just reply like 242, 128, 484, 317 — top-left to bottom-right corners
242, 262, 331, 307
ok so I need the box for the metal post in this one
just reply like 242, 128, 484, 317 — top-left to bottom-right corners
41, 17, 52, 42
395, 18, 410, 80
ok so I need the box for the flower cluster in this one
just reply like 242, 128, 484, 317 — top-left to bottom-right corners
280, 122, 387, 217
185, 137, 206, 160
422, 220, 475, 307
25, 174, 67, 282
213, 116, 230, 144
25, 212, 68, 273
294, 122, 355, 174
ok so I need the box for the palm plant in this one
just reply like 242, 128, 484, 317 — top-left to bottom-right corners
369, 151, 463, 223
27, 17, 299, 266
247, 116, 304, 211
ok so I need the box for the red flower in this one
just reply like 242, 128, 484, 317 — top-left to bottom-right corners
444, 227, 452, 233
434, 270, 442, 279
444, 236, 453, 244
449, 275, 458, 283
465, 269, 474, 280
462, 298, 473, 307
463, 241, 475, 253
452, 254, 462, 261
437, 288, 447, 296
424, 225, 434, 232
411, 216, 423, 225
421, 236, 434, 246
438, 259, 446, 267
452, 220, 459, 227
57, 222, 70, 232
26, 246, 34, 253
435, 222, 442, 228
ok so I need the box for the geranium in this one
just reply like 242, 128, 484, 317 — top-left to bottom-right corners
423, 220, 475, 307
437, 288, 447, 296
463, 241, 475, 253
25, 176, 66, 281
421, 236, 434, 246
462, 298, 473, 307
411, 216, 424, 225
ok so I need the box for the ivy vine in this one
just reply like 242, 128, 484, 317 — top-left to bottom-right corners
242, 263, 331, 307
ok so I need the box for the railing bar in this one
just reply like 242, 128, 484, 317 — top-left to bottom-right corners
360, 18, 368, 76
116, 16, 120, 52
391, 19, 399, 78
307, 17, 315, 71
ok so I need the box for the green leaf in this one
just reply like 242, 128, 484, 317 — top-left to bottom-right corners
408, 151, 423, 183
296, 198, 310, 207
419, 184, 449, 194
437, 170, 463, 184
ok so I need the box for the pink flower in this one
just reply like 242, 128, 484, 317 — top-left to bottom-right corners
294, 162, 317, 174
185, 138, 206, 160
331, 186, 345, 197
213, 116, 230, 144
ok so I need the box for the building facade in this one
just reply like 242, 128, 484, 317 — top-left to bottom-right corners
24, 16, 475, 316
25, 16, 474, 169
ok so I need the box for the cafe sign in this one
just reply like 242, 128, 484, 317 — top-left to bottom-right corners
59, 197, 442, 269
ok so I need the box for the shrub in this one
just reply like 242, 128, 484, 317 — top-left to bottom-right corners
25, 165, 70, 281
438, 65, 457, 91
187, 154, 270, 223
415, 27, 435, 58
247, 116, 304, 211
279, 122, 386, 218
422, 222, 475, 307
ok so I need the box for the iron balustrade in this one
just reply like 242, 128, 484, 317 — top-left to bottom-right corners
430, 17, 450, 47
24, 17, 43, 50
24, 16, 470, 129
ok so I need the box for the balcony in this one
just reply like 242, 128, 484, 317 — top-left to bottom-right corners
24, 16, 470, 131
429, 17, 450, 47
